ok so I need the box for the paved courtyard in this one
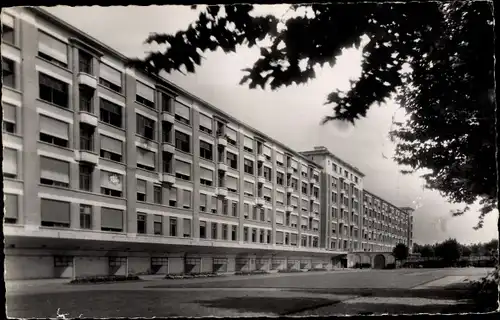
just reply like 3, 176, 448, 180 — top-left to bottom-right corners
6, 268, 492, 318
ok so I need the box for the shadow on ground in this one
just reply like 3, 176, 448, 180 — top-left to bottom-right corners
194, 296, 341, 315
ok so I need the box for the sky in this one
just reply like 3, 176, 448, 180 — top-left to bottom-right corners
42, 4, 498, 245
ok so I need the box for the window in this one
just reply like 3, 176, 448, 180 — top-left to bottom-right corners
1, 13, 14, 44
226, 127, 237, 146
174, 101, 191, 125
227, 152, 237, 169
137, 214, 147, 234
41, 198, 70, 228
3, 194, 18, 224
2, 58, 15, 88
226, 176, 238, 193
54, 256, 73, 267
175, 159, 191, 181
251, 229, 257, 242
79, 50, 93, 74
244, 227, 249, 242
211, 222, 218, 239
182, 189, 191, 209
99, 63, 122, 92
136, 81, 155, 108
100, 135, 123, 162
2, 103, 16, 134
231, 225, 237, 240
200, 140, 213, 160
243, 136, 253, 153
39, 73, 69, 108
80, 123, 94, 151
244, 181, 254, 196
263, 167, 272, 181
136, 114, 155, 140
232, 202, 238, 217
40, 156, 70, 188
161, 92, 171, 112
38, 31, 68, 67
222, 224, 228, 240
154, 215, 162, 235
154, 185, 162, 204
260, 208, 265, 221
199, 113, 213, 134
277, 172, 284, 186
200, 167, 213, 186
79, 164, 92, 191
302, 182, 308, 195
100, 171, 123, 198
199, 221, 207, 239
137, 179, 147, 202
244, 203, 250, 219
137, 147, 155, 171
100, 98, 122, 128
276, 152, 284, 167
175, 130, 190, 153
222, 199, 228, 215
170, 217, 177, 236
79, 85, 94, 113
183, 218, 191, 237
162, 121, 172, 143
244, 159, 254, 175
200, 193, 207, 212
101, 207, 123, 232
39, 116, 69, 148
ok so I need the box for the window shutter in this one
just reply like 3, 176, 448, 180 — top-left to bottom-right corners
276, 152, 284, 163
99, 63, 122, 87
183, 190, 191, 207
3, 104, 16, 123
175, 160, 191, 176
41, 199, 70, 224
40, 157, 70, 183
4, 194, 18, 219
263, 145, 271, 157
244, 181, 254, 194
137, 179, 146, 194
136, 81, 155, 101
174, 101, 190, 120
244, 136, 253, 149
200, 167, 213, 181
2, 13, 14, 27
100, 171, 123, 191
101, 207, 123, 229
100, 135, 123, 155
226, 128, 237, 141
38, 32, 68, 64
40, 115, 69, 140
275, 211, 284, 224
226, 176, 238, 190
199, 113, 212, 129
276, 231, 284, 243
137, 147, 155, 168
3, 148, 17, 176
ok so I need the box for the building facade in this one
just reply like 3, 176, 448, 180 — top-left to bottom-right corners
1, 7, 412, 280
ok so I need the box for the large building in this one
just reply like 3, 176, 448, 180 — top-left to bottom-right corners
1, 7, 413, 279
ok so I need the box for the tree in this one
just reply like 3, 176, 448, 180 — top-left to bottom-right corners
129, 3, 497, 231
392, 243, 410, 264
461, 245, 472, 257
420, 245, 435, 259
435, 238, 462, 265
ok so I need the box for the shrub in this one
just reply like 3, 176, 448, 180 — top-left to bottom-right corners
235, 270, 269, 276
278, 269, 302, 273
465, 264, 499, 312
309, 268, 328, 272
164, 272, 221, 279
70, 275, 140, 284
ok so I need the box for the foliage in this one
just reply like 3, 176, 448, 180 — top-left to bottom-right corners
420, 245, 435, 258
70, 275, 141, 284
130, 2, 496, 229
434, 238, 462, 264
466, 263, 499, 312
392, 242, 410, 262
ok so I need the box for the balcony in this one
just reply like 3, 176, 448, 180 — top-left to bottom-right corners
256, 198, 265, 206
76, 150, 99, 165
77, 72, 97, 89
286, 186, 294, 194
162, 112, 175, 123
310, 176, 319, 184
218, 161, 228, 172
161, 173, 175, 185
217, 135, 228, 147
257, 176, 266, 185
257, 154, 266, 163
162, 143, 175, 154
216, 187, 228, 198
286, 167, 294, 175
286, 205, 294, 212
310, 195, 317, 202
79, 111, 98, 127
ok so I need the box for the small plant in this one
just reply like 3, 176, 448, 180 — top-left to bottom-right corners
56, 308, 83, 319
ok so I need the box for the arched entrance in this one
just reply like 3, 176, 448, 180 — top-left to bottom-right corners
373, 254, 386, 269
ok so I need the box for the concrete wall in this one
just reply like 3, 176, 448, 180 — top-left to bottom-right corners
75, 256, 108, 278
5, 256, 54, 280
128, 257, 150, 275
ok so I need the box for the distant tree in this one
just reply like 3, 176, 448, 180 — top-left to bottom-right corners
461, 245, 472, 257
420, 245, 435, 259
412, 243, 422, 254
131, 2, 497, 232
393, 243, 410, 264
483, 239, 499, 257
435, 238, 462, 264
